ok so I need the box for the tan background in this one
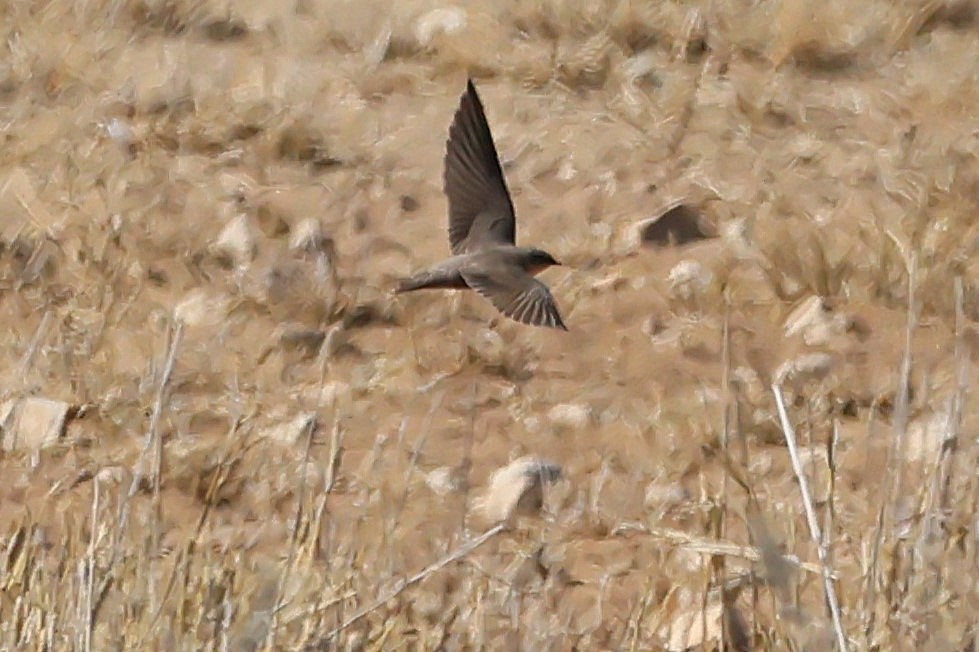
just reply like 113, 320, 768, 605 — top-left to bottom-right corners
0, 0, 977, 649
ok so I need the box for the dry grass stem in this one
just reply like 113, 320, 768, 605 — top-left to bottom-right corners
319, 523, 507, 645
772, 383, 849, 651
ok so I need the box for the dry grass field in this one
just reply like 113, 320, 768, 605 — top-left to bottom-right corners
1, 0, 978, 649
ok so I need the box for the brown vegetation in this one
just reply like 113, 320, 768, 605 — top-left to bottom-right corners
0, 0, 978, 649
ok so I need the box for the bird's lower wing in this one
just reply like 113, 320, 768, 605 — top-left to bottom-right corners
461, 268, 567, 330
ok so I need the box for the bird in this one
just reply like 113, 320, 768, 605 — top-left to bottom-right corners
395, 79, 568, 331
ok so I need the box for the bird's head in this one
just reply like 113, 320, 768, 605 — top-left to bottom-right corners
525, 249, 562, 275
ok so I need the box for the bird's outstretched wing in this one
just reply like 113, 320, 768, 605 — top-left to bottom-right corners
444, 79, 517, 254
461, 266, 567, 330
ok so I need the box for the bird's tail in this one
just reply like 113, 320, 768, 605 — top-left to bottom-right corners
395, 269, 465, 293
395, 277, 422, 293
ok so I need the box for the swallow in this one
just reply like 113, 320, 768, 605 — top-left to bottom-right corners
396, 79, 568, 331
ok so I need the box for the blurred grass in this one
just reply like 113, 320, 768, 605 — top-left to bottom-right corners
0, 0, 978, 649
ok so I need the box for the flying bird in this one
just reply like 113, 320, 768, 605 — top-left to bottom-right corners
396, 79, 567, 330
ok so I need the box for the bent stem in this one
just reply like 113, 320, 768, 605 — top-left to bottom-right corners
772, 383, 848, 652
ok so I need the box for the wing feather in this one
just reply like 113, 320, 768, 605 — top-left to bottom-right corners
461, 266, 567, 330
443, 80, 517, 254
